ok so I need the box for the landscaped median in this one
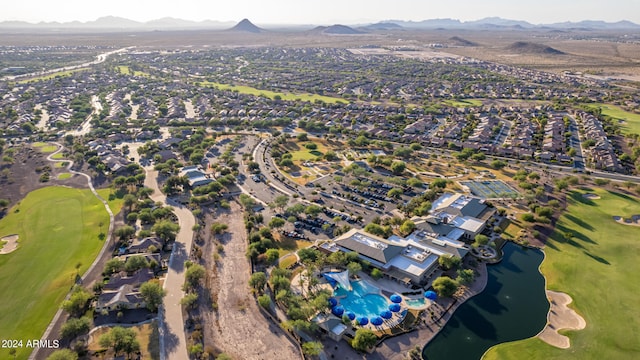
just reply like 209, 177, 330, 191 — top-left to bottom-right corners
483, 189, 640, 360
0, 186, 122, 360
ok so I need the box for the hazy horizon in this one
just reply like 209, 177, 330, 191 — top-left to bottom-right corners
3, 0, 640, 25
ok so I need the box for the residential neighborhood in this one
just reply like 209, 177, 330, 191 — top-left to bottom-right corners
0, 9, 640, 360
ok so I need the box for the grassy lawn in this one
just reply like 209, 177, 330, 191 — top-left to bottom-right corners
0, 186, 122, 360
40, 146, 58, 153
584, 103, 640, 135
31, 142, 58, 153
483, 189, 640, 360
278, 254, 298, 269
196, 81, 347, 104
88, 321, 159, 359
51, 152, 66, 159
442, 99, 483, 107
96, 188, 125, 214
280, 140, 335, 184
116, 65, 150, 77
285, 140, 329, 161
58, 173, 72, 180
16, 69, 87, 84
275, 233, 310, 255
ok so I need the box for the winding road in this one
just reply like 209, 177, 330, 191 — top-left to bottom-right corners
2, 47, 133, 82
143, 168, 195, 360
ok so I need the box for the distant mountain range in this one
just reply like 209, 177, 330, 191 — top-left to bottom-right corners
0, 16, 638, 31
388, 17, 640, 30
0, 16, 235, 30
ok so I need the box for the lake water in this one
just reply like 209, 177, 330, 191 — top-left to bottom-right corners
423, 243, 549, 360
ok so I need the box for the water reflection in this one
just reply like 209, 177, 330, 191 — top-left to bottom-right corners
423, 243, 549, 360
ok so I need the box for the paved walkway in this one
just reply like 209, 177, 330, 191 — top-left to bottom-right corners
370, 262, 489, 360
144, 169, 195, 360
319, 261, 489, 360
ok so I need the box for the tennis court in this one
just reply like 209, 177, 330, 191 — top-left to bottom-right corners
460, 180, 520, 199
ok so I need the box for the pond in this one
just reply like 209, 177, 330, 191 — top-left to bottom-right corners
423, 242, 549, 360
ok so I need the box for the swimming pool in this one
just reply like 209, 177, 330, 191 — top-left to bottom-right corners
334, 280, 389, 319
405, 297, 428, 309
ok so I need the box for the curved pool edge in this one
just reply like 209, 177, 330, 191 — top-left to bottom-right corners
334, 279, 391, 319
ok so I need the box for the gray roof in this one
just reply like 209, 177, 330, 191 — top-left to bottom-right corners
435, 194, 488, 218
104, 268, 154, 291
416, 236, 469, 258
128, 237, 162, 253
97, 284, 145, 310
413, 219, 456, 237
335, 229, 404, 264
457, 198, 487, 218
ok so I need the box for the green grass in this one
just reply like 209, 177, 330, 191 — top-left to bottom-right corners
286, 141, 329, 161
483, 189, 640, 360
31, 142, 58, 153
96, 188, 125, 214
0, 186, 122, 360
116, 65, 150, 77
40, 146, 58, 153
584, 103, 640, 135
16, 69, 88, 84
57, 173, 72, 180
278, 254, 298, 269
442, 99, 483, 107
196, 81, 347, 104
51, 153, 66, 159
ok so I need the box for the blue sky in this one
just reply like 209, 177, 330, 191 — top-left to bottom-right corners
4, 0, 640, 24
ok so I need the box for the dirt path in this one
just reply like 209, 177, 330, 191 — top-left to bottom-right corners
204, 202, 301, 360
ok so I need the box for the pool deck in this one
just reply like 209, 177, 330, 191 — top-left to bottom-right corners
320, 259, 489, 360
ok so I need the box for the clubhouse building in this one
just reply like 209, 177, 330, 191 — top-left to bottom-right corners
320, 193, 495, 286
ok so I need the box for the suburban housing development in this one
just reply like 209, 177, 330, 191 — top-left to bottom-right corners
0, 11, 639, 360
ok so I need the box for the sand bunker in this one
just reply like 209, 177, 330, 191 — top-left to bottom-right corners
582, 193, 601, 200
613, 215, 640, 227
0, 234, 19, 254
538, 290, 586, 349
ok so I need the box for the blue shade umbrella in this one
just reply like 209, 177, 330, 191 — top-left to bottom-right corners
371, 317, 384, 326
424, 290, 438, 300
389, 303, 401, 312
328, 297, 338, 307
380, 310, 392, 319
390, 294, 403, 303
346, 311, 356, 321
356, 317, 369, 326
332, 305, 344, 316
